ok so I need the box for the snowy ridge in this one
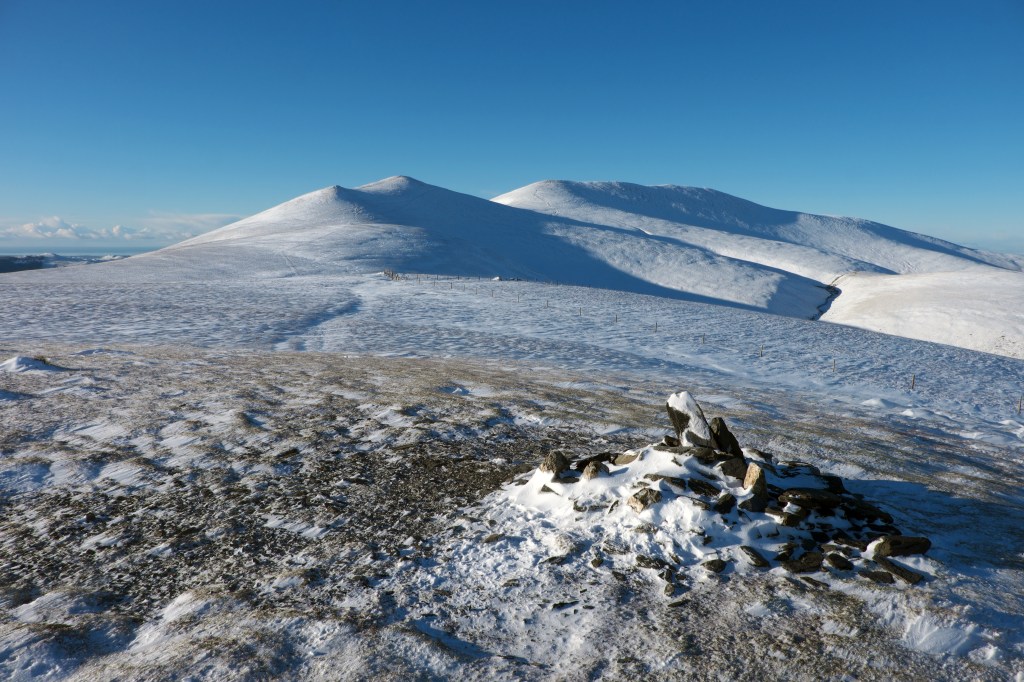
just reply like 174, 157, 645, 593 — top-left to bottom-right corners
5, 175, 1021, 356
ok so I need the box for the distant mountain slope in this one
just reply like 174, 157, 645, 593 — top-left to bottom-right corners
170, 176, 832, 316
3, 176, 1020, 357
493, 180, 1021, 280
495, 180, 1024, 358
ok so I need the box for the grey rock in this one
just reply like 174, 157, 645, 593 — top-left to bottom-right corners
690, 447, 734, 465
860, 569, 895, 584
582, 461, 609, 480
688, 479, 720, 497
782, 551, 823, 574
627, 488, 662, 513
539, 451, 570, 477
825, 553, 853, 571
666, 392, 717, 448
739, 546, 770, 568
778, 488, 842, 510
709, 417, 743, 457
717, 456, 748, 481
875, 557, 924, 585
702, 558, 727, 573
660, 435, 680, 447
713, 492, 736, 514
635, 555, 670, 570
873, 535, 931, 557
742, 463, 769, 511
482, 533, 503, 543
645, 473, 688, 490
613, 452, 640, 466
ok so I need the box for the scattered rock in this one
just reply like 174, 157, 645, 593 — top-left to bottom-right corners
636, 555, 670, 570
764, 506, 801, 527
702, 558, 727, 573
690, 447, 734, 465
539, 485, 558, 495
825, 553, 853, 571
741, 463, 769, 512
582, 461, 609, 480
778, 488, 842, 510
627, 488, 662, 513
739, 546, 770, 568
590, 556, 603, 568
781, 551, 823, 574
646, 474, 688, 490
713, 493, 736, 514
800, 577, 829, 589
614, 452, 640, 466
860, 569, 895, 585
540, 451, 570, 477
660, 435, 680, 447
874, 557, 924, 585
709, 417, 743, 457
872, 535, 931, 558
774, 543, 797, 562
687, 479, 719, 497
482, 533, 503, 543
666, 391, 717, 448
717, 456, 748, 481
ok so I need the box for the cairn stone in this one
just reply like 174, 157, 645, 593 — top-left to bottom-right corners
875, 557, 924, 585
717, 456, 748, 481
582, 461, 609, 480
690, 447, 733, 465
646, 474, 688, 490
860, 569, 895, 585
628, 488, 662, 513
825, 553, 853, 571
613, 452, 640, 466
778, 488, 842, 510
709, 417, 743, 457
740, 546, 770, 568
539, 451, 570, 477
666, 391, 717, 448
713, 492, 736, 514
688, 479, 720, 497
741, 463, 768, 510
782, 551, 823, 574
872, 535, 931, 558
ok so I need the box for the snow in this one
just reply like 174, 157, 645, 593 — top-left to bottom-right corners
0, 176, 1022, 679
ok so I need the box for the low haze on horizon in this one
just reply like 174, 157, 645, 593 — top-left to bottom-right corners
1, 0, 1021, 255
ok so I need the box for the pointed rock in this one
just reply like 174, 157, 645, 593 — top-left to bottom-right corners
666, 392, 717, 448
709, 417, 742, 457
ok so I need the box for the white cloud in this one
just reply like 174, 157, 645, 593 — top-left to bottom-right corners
0, 212, 240, 243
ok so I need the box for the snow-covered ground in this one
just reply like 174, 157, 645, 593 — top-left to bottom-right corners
1, 177, 1023, 679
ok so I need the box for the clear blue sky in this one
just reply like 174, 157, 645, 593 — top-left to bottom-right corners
1, 0, 1021, 253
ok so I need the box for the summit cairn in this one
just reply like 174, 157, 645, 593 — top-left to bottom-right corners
518, 390, 933, 592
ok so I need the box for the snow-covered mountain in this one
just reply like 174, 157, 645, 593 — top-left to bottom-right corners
494, 180, 1024, 358
5, 175, 1022, 357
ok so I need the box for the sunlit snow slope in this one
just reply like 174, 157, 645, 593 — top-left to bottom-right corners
495, 180, 1024, 358
7, 175, 1022, 356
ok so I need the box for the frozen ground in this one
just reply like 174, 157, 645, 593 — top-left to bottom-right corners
0, 346, 1021, 680
1, 177, 1023, 679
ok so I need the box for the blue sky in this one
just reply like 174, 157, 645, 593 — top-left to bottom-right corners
1, 0, 1021, 253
